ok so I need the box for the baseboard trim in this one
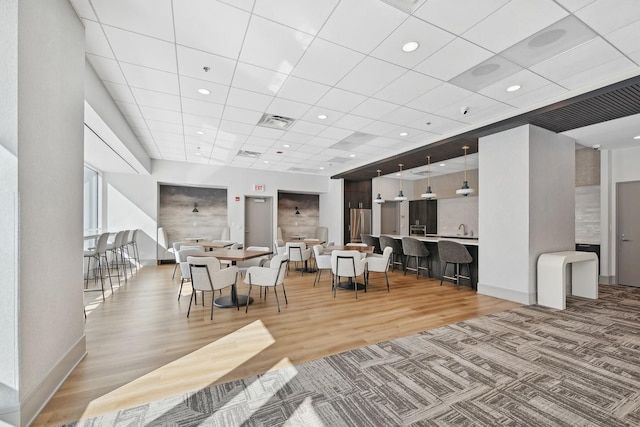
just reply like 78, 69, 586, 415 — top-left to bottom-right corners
22, 335, 86, 427
477, 283, 535, 305
599, 275, 615, 285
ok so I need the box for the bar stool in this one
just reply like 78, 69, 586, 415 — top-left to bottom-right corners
379, 235, 405, 272
437, 240, 472, 289
401, 237, 431, 278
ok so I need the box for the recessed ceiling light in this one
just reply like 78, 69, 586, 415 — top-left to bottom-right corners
319, 167, 324, 170
196, 131, 205, 135
195, 152, 201, 156
402, 41, 419, 53
506, 84, 521, 92
198, 88, 210, 95
633, 135, 640, 140
264, 160, 269, 164
317, 114, 328, 120
283, 144, 290, 148
400, 132, 409, 136
439, 163, 446, 167
350, 154, 356, 157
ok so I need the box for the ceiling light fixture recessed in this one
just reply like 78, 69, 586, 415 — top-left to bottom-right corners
283, 144, 290, 148
633, 135, 640, 140
439, 163, 446, 167
197, 88, 211, 95
399, 132, 409, 136
350, 154, 356, 157
320, 167, 324, 170
317, 114, 328, 120
402, 41, 419, 52
506, 85, 521, 92
196, 131, 205, 135
264, 160, 269, 164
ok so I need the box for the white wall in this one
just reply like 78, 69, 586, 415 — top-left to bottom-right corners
103, 160, 342, 262
478, 125, 575, 304
1, 1, 87, 425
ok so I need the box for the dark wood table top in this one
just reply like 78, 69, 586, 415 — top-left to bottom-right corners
286, 240, 326, 246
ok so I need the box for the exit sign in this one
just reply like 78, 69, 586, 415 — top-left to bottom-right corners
253, 184, 265, 192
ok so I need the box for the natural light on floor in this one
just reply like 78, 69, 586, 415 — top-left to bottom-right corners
80, 320, 279, 420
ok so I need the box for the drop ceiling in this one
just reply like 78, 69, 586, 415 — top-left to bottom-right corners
72, 0, 640, 180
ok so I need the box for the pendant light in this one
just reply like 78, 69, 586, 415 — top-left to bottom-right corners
420, 155, 437, 199
456, 145, 475, 196
394, 163, 408, 201
373, 169, 385, 204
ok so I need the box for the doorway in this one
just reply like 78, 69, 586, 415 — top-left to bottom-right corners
617, 181, 640, 286
381, 201, 400, 235
245, 196, 273, 249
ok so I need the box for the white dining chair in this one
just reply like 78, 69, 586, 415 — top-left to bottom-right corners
244, 254, 289, 313
187, 256, 240, 320
331, 250, 367, 299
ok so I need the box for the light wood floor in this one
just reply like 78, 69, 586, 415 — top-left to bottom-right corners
33, 262, 520, 426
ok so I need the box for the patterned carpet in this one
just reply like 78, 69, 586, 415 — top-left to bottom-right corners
64, 285, 640, 426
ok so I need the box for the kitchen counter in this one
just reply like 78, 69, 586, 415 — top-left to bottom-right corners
376, 234, 479, 246
372, 234, 479, 289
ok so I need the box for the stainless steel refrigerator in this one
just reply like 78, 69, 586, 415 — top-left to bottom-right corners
349, 208, 371, 243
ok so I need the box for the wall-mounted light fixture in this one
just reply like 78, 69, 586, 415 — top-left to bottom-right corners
192, 203, 199, 213
295, 206, 300, 215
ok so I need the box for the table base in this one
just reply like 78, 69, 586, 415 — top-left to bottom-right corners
336, 281, 366, 291
214, 295, 253, 308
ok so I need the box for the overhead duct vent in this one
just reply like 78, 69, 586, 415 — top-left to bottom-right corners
257, 113, 295, 130
237, 150, 261, 158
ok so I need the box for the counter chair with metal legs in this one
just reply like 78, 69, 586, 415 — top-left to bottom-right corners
379, 235, 404, 272
438, 240, 473, 289
361, 234, 382, 254
401, 236, 431, 279
83, 232, 113, 301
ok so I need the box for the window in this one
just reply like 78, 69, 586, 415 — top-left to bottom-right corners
84, 166, 99, 233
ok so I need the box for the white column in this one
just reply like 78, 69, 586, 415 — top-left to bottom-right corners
1, 0, 86, 424
478, 124, 575, 304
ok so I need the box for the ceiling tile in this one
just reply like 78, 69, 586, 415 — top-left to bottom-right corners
575, 0, 640, 35
221, 106, 263, 125
232, 62, 288, 96
553, 0, 597, 12
382, 106, 429, 126
131, 87, 180, 111
370, 17, 455, 69
115, 101, 143, 118
83, 20, 114, 58
276, 76, 331, 105
413, 0, 509, 35
226, 87, 273, 112
103, 26, 176, 72
501, 83, 569, 108
250, 126, 286, 140
87, 55, 127, 84
176, 46, 237, 86
182, 115, 221, 131
181, 98, 225, 119
103, 81, 135, 104
350, 98, 399, 120
142, 106, 182, 124
318, 0, 407, 54
291, 38, 365, 86
253, 0, 340, 36
478, 69, 556, 103
414, 38, 494, 81
336, 56, 407, 97
240, 16, 314, 74
316, 88, 367, 113
374, 71, 442, 105
331, 114, 374, 131
449, 55, 523, 92
179, 76, 230, 105
266, 97, 311, 119
531, 37, 623, 84
605, 19, 640, 57
287, 120, 327, 136
360, 120, 403, 136
300, 107, 345, 126
557, 56, 637, 90
173, 0, 250, 59
119, 62, 179, 94
407, 114, 466, 135
501, 15, 597, 69
462, 0, 569, 53
408, 83, 472, 113
90, 0, 174, 41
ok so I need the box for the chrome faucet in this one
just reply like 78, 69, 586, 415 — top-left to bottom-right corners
458, 223, 467, 236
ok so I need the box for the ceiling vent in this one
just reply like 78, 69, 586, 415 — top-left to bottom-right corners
236, 150, 261, 158
257, 113, 295, 130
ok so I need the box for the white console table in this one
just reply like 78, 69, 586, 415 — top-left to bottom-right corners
537, 251, 598, 310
